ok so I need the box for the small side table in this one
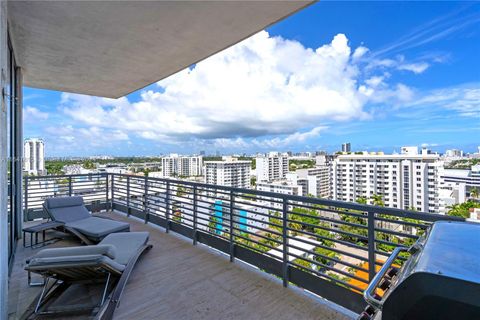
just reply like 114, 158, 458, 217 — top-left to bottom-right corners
22, 221, 64, 249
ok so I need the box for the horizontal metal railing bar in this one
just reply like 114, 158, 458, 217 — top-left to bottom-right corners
285, 234, 370, 265
231, 233, 285, 254
289, 260, 365, 292
373, 226, 418, 239
285, 211, 369, 231
286, 221, 369, 242
229, 212, 282, 231
285, 227, 370, 252
232, 198, 285, 212
373, 215, 430, 229
286, 240, 369, 273
233, 193, 284, 205
286, 251, 369, 285
230, 226, 283, 246
287, 201, 366, 216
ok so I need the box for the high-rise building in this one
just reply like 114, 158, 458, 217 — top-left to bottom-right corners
23, 138, 45, 175
332, 153, 442, 213
255, 152, 289, 182
341, 143, 351, 153
161, 154, 203, 177
204, 157, 251, 188
445, 149, 463, 158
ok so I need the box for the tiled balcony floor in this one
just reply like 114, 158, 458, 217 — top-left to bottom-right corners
9, 211, 356, 319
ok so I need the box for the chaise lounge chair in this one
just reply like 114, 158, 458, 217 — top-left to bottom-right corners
23, 231, 152, 319
43, 196, 130, 245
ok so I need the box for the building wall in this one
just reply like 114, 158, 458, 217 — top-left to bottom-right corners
332, 154, 441, 213
161, 155, 203, 177
257, 181, 301, 209
256, 153, 288, 182
204, 160, 251, 188
23, 138, 45, 175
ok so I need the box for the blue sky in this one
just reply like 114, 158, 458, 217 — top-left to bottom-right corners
24, 1, 480, 157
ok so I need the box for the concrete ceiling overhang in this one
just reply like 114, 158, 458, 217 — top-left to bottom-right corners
8, 1, 314, 98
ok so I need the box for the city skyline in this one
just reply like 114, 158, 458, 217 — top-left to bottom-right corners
23, 2, 480, 157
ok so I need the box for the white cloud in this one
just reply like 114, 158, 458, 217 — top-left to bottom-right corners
367, 55, 430, 74
397, 62, 430, 74
407, 85, 480, 117
44, 125, 129, 153
24, 106, 49, 122
209, 126, 327, 151
60, 31, 414, 146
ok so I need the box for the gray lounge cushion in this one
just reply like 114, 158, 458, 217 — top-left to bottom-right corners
33, 244, 117, 260
27, 255, 125, 274
26, 232, 150, 276
46, 196, 84, 209
99, 232, 149, 265
45, 196, 90, 223
66, 217, 130, 240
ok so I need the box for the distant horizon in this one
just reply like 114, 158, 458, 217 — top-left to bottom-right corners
41, 144, 480, 159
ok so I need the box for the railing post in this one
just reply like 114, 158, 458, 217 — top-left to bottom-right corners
24, 176, 28, 222
126, 176, 130, 217
193, 185, 197, 245
105, 174, 109, 211
144, 176, 149, 224
111, 174, 115, 210
229, 190, 235, 262
368, 211, 376, 282
68, 176, 72, 196
282, 197, 289, 287
165, 180, 170, 233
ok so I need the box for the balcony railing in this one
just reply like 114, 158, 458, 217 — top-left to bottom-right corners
23, 173, 463, 313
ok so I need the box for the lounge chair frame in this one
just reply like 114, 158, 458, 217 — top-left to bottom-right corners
21, 243, 152, 319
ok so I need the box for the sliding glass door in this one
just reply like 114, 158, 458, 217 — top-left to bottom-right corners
6, 35, 20, 266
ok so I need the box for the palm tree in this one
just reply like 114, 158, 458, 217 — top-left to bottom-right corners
370, 194, 384, 207
470, 187, 479, 199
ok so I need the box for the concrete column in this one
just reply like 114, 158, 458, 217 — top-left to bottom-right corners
0, 0, 8, 317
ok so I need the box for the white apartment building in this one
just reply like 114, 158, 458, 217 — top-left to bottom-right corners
257, 180, 302, 196
286, 166, 330, 198
256, 152, 289, 182
204, 157, 251, 188
440, 165, 480, 200
161, 154, 203, 177
332, 153, 442, 213
257, 180, 302, 209
23, 138, 45, 175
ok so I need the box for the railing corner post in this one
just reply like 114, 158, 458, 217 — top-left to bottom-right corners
105, 174, 109, 211
368, 211, 376, 282
68, 176, 73, 197
110, 174, 115, 210
193, 185, 198, 245
229, 190, 235, 262
24, 175, 29, 222
282, 196, 289, 287
144, 176, 149, 224
165, 180, 170, 233
126, 176, 130, 217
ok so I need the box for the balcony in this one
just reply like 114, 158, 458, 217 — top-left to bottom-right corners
9, 173, 463, 318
